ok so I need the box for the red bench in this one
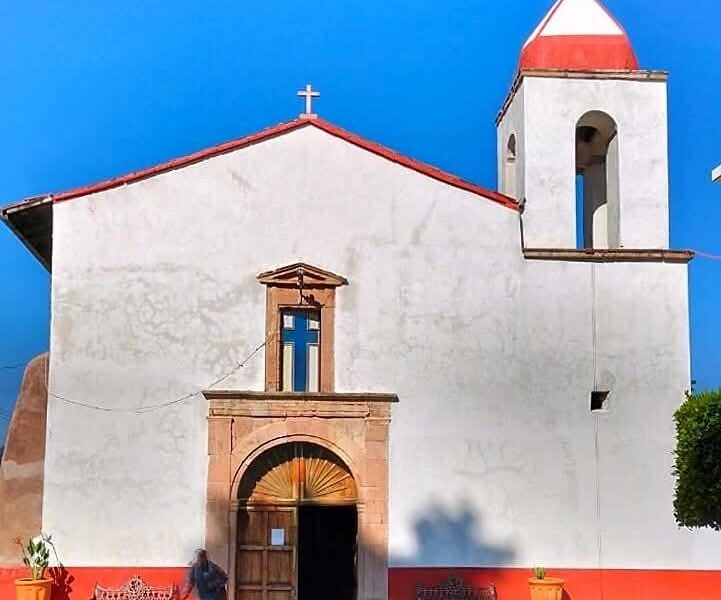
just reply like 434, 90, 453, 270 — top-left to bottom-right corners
416, 576, 497, 600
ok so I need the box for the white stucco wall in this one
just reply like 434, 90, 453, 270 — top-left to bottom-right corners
606, 134, 621, 248
498, 75, 670, 249
497, 85, 525, 204
44, 124, 719, 571
389, 258, 720, 569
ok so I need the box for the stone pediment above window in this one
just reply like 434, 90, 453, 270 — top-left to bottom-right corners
257, 263, 348, 288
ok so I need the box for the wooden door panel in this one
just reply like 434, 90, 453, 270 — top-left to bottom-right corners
238, 510, 267, 545
267, 511, 295, 542
267, 550, 293, 585
237, 507, 297, 600
236, 550, 263, 585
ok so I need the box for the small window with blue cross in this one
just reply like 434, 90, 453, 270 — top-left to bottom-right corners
280, 309, 320, 392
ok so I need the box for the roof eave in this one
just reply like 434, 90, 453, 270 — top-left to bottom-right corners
10, 117, 518, 212
308, 119, 519, 210
1, 195, 53, 271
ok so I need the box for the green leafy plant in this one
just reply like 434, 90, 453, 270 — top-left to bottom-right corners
533, 566, 546, 580
13, 534, 53, 581
673, 388, 721, 529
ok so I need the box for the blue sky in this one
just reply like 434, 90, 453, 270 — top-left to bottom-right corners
0, 0, 719, 441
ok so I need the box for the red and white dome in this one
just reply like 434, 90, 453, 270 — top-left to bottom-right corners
520, 0, 639, 71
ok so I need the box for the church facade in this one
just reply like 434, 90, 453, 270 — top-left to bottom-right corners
2, 1, 720, 599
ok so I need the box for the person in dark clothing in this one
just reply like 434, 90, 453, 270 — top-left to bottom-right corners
180, 549, 228, 600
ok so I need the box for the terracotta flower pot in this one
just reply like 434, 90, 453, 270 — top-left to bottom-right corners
528, 577, 564, 600
15, 578, 53, 600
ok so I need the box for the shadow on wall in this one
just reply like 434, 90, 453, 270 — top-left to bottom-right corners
388, 501, 525, 600
208, 498, 516, 598
49, 566, 74, 600
390, 502, 654, 600
393, 501, 515, 567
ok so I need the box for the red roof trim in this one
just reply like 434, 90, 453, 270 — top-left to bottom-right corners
531, 0, 628, 42
51, 117, 519, 211
309, 119, 518, 210
532, 0, 565, 41
52, 119, 305, 203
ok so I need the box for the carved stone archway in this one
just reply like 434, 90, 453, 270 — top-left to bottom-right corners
204, 391, 396, 600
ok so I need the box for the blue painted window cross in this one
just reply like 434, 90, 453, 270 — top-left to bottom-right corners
281, 309, 320, 392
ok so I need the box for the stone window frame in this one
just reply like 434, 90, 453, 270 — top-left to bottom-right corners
257, 263, 347, 393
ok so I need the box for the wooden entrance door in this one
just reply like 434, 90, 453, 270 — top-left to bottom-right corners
235, 443, 358, 600
236, 506, 297, 600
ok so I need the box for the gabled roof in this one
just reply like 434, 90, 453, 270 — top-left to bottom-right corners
1, 117, 518, 271
520, 0, 639, 71
50, 117, 518, 210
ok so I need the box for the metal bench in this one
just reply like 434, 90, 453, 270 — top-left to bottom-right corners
416, 576, 497, 600
92, 575, 178, 600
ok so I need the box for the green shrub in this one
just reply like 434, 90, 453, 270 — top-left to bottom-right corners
673, 388, 721, 529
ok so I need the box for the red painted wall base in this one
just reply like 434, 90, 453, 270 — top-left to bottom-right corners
390, 567, 721, 600
0, 566, 185, 600
1, 565, 720, 599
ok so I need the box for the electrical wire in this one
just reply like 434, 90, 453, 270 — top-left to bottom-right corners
48, 333, 274, 414
0, 363, 28, 370
691, 249, 721, 261
590, 263, 606, 600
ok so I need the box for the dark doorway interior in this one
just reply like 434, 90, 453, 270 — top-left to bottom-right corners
298, 505, 358, 600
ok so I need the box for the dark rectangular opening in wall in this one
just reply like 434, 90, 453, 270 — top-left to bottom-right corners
591, 391, 610, 412
298, 505, 357, 600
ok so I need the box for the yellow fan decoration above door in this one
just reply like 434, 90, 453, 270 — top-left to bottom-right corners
238, 442, 357, 505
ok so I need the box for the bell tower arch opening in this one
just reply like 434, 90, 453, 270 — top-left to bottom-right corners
504, 134, 518, 200
235, 442, 358, 600
575, 110, 620, 249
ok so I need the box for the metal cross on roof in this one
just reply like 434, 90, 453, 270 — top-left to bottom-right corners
297, 83, 320, 120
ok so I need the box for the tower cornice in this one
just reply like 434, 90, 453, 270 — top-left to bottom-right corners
496, 69, 669, 126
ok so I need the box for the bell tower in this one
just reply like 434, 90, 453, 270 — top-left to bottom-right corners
497, 0, 670, 250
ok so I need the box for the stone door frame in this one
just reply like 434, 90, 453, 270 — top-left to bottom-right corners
204, 391, 396, 600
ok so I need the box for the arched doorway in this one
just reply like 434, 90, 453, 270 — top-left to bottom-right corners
235, 442, 358, 600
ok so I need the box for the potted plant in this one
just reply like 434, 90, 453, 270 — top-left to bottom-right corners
528, 566, 564, 600
13, 534, 55, 600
